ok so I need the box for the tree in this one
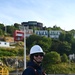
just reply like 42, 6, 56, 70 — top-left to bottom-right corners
43, 51, 61, 73
58, 41, 71, 55
71, 39, 75, 54
14, 23, 20, 29
0, 29, 4, 36
52, 25, 62, 30
61, 53, 68, 62
59, 32, 66, 41
49, 51, 61, 64
26, 34, 52, 54
7, 25, 16, 36
43, 51, 61, 65
65, 31, 74, 43
50, 39, 61, 52
0, 23, 4, 30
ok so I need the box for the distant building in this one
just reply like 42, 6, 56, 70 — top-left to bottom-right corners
26, 29, 33, 37
0, 41, 10, 47
19, 26, 33, 38
20, 21, 43, 30
13, 29, 33, 41
69, 54, 75, 60
34, 30, 62, 39
49, 30, 62, 39
13, 30, 24, 41
35, 30, 48, 37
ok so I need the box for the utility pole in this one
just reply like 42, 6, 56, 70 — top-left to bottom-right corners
24, 27, 26, 69
19, 25, 26, 69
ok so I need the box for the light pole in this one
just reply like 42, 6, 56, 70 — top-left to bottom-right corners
24, 27, 26, 69
15, 56, 18, 75
19, 25, 26, 69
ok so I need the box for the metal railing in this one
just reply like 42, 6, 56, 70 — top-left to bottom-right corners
9, 72, 22, 75
9, 73, 75, 75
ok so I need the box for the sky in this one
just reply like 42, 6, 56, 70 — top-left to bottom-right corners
0, 0, 75, 31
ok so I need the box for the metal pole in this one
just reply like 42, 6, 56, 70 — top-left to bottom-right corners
16, 56, 18, 75
24, 27, 26, 69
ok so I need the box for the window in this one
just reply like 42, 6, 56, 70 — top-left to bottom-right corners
5, 42, 7, 45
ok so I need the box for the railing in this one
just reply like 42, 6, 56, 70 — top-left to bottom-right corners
47, 74, 75, 75
9, 73, 75, 75
9, 72, 22, 75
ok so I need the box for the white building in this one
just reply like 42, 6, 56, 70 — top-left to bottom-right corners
19, 25, 33, 37
26, 29, 33, 37
69, 54, 75, 60
0, 41, 10, 47
49, 30, 62, 39
35, 30, 48, 37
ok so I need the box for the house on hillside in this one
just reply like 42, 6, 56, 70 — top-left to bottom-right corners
49, 30, 62, 39
35, 30, 48, 37
13, 30, 33, 41
0, 41, 15, 48
0, 41, 10, 47
13, 30, 24, 41
69, 54, 75, 60
21, 21, 43, 30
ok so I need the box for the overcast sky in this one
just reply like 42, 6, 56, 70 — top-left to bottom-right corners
0, 0, 75, 31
